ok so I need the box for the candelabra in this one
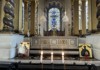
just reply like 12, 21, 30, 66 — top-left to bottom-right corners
3, 0, 15, 31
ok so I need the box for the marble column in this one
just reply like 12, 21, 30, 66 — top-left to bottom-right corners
0, 1, 1, 28
13, 0, 19, 33
96, 0, 100, 31
18, 0, 23, 33
91, 0, 97, 32
35, 0, 39, 35
73, 0, 79, 35
3, 0, 15, 31
82, 0, 86, 35
0, 0, 5, 30
24, 1, 29, 35
71, 0, 74, 35
88, 0, 92, 33
65, 0, 71, 36
30, 1, 35, 36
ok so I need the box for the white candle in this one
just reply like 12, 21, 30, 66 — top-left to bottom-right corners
40, 51, 43, 63
51, 52, 53, 63
62, 51, 64, 63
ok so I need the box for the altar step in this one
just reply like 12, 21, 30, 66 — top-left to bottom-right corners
0, 63, 90, 70
30, 49, 79, 55
18, 64, 89, 70
30, 48, 79, 59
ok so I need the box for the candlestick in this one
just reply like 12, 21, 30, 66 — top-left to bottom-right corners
51, 52, 53, 63
62, 51, 64, 63
40, 51, 43, 63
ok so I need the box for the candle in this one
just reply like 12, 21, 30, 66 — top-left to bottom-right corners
62, 51, 64, 63
51, 52, 53, 63
40, 51, 43, 63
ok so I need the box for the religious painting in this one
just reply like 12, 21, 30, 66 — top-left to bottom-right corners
79, 44, 92, 58
18, 42, 30, 58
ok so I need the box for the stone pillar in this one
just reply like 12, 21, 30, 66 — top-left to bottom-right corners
0, 0, 5, 30
13, 0, 19, 33
91, 0, 97, 32
30, 1, 35, 36
35, 0, 39, 35
0, 0, 2, 29
0, 1, 1, 29
96, 0, 100, 31
82, 0, 86, 35
24, 1, 29, 35
71, 0, 74, 35
18, 0, 23, 33
88, 0, 92, 33
3, 0, 15, 31
73, 0, 79, 35
65, 0, 71, 36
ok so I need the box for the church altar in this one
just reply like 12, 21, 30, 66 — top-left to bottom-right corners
30, 36, 79, 58
0, 36, 100, 70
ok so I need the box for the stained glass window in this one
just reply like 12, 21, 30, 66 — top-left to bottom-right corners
48, 8, 60, 31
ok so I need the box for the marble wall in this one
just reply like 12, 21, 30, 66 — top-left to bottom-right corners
0, 34, 24, 59
86, 34, 100, 60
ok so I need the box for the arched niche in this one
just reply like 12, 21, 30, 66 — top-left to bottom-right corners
44, 1, 65, 36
